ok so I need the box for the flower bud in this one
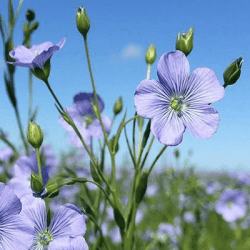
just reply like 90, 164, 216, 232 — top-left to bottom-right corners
174, 149, 180, 159
43, 183, 60, 198
113, 97, 123, 115
31, 171, 44, 194
135, 170, 149, 206
145, 43, 157, 65
176, 27, 194, 56
30, 22, 39, 32
27, 121, 43, 149
223, 57, 243, 88
76, 7, 90, 38
109, 136, 119, 154
26, 9, 35, 22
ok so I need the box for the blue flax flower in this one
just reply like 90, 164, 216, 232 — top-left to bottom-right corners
7, 38, 66, 69
0, 182, 33, 249
58, 92, 111, 148
134, 50, 225, 146
215, 189, 246, 222
20, 194, 88, 249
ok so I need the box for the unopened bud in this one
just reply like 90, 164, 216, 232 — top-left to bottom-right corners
109, 136, 119, 154
223, 57, 243, 88
76, 7, 90, 38
43, 183, 60, 198
135, 170, 149, 205
176, 27, 194, 56
113, 97, 123, 115
26, 9, 35, 22
145, 43, 157, 65
174, 149, 180, 159
31, 171, 44, 194
27, 121, 43, 148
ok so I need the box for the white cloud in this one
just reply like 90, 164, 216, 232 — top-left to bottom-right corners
121, 43, 143, 59
110, 43, 144, 63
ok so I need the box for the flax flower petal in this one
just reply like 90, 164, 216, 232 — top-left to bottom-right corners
134, 79, 171, 119
151, 110, 185, 146
182, 104, 220, 139
157, 51, 190, 94
184, 67, 225, 104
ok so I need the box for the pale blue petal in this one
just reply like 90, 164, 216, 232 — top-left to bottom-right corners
134, 79, 171, 119
49, 204, 86, 238
151, 109, 185, 146
184, 67, 225, 104
182, 104, 220, 139
157, 51, 190, 95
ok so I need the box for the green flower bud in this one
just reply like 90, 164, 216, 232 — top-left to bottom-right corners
90, 161, 102, 184
109, 136, 119, 154
145, 43, 157, 65
137, 115, 144, 130
176, 27, 194, 56
76, 7, 90, 38
113, 207, 125, 233
30, 22, 39, 32
174, 149, 180, 159
27, 121, 43, 149
26, 9, 35, 22
31, 171, 44, 194
135, 170, 149, 206
113, 97, 123, 115
223, 57, 243, 88
43, 183, 60, 198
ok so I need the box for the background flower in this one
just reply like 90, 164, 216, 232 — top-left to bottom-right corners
58, 92, 111, 148
215, 189, 247, 222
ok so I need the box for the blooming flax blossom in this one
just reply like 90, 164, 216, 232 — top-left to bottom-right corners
134, 50, 225, 146
20, 194, 88, 250
58, 92, 111, 148
215, 189, 247, 222
7, 38, 66, 69
0, 182, 33, 249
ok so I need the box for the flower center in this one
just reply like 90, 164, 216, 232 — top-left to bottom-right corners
34, 50, 40, 56
227, 200, 234, 207
170, 96, 186, 113
38, 231, 53, 246
83, 114, 94, 128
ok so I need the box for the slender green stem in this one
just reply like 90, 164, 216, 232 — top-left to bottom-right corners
124, 125, 136, 167
28, 70, 33, 120
44, 79, 64, 112
35, 147, 43, 183
140, 137, 154, 170
83, 36, 111, 153
148, 145, 167, 175
14, 107, 29, 155
132, 111, 137, 159
146, 63, 151, 79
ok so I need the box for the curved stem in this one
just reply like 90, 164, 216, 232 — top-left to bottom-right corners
148, 145, 167, 175
14, 107, 29, 155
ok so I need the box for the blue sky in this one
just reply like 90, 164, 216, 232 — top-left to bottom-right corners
0, 0, 249, 173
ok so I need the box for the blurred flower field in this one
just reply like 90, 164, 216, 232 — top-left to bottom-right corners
0, 0, 245, 249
